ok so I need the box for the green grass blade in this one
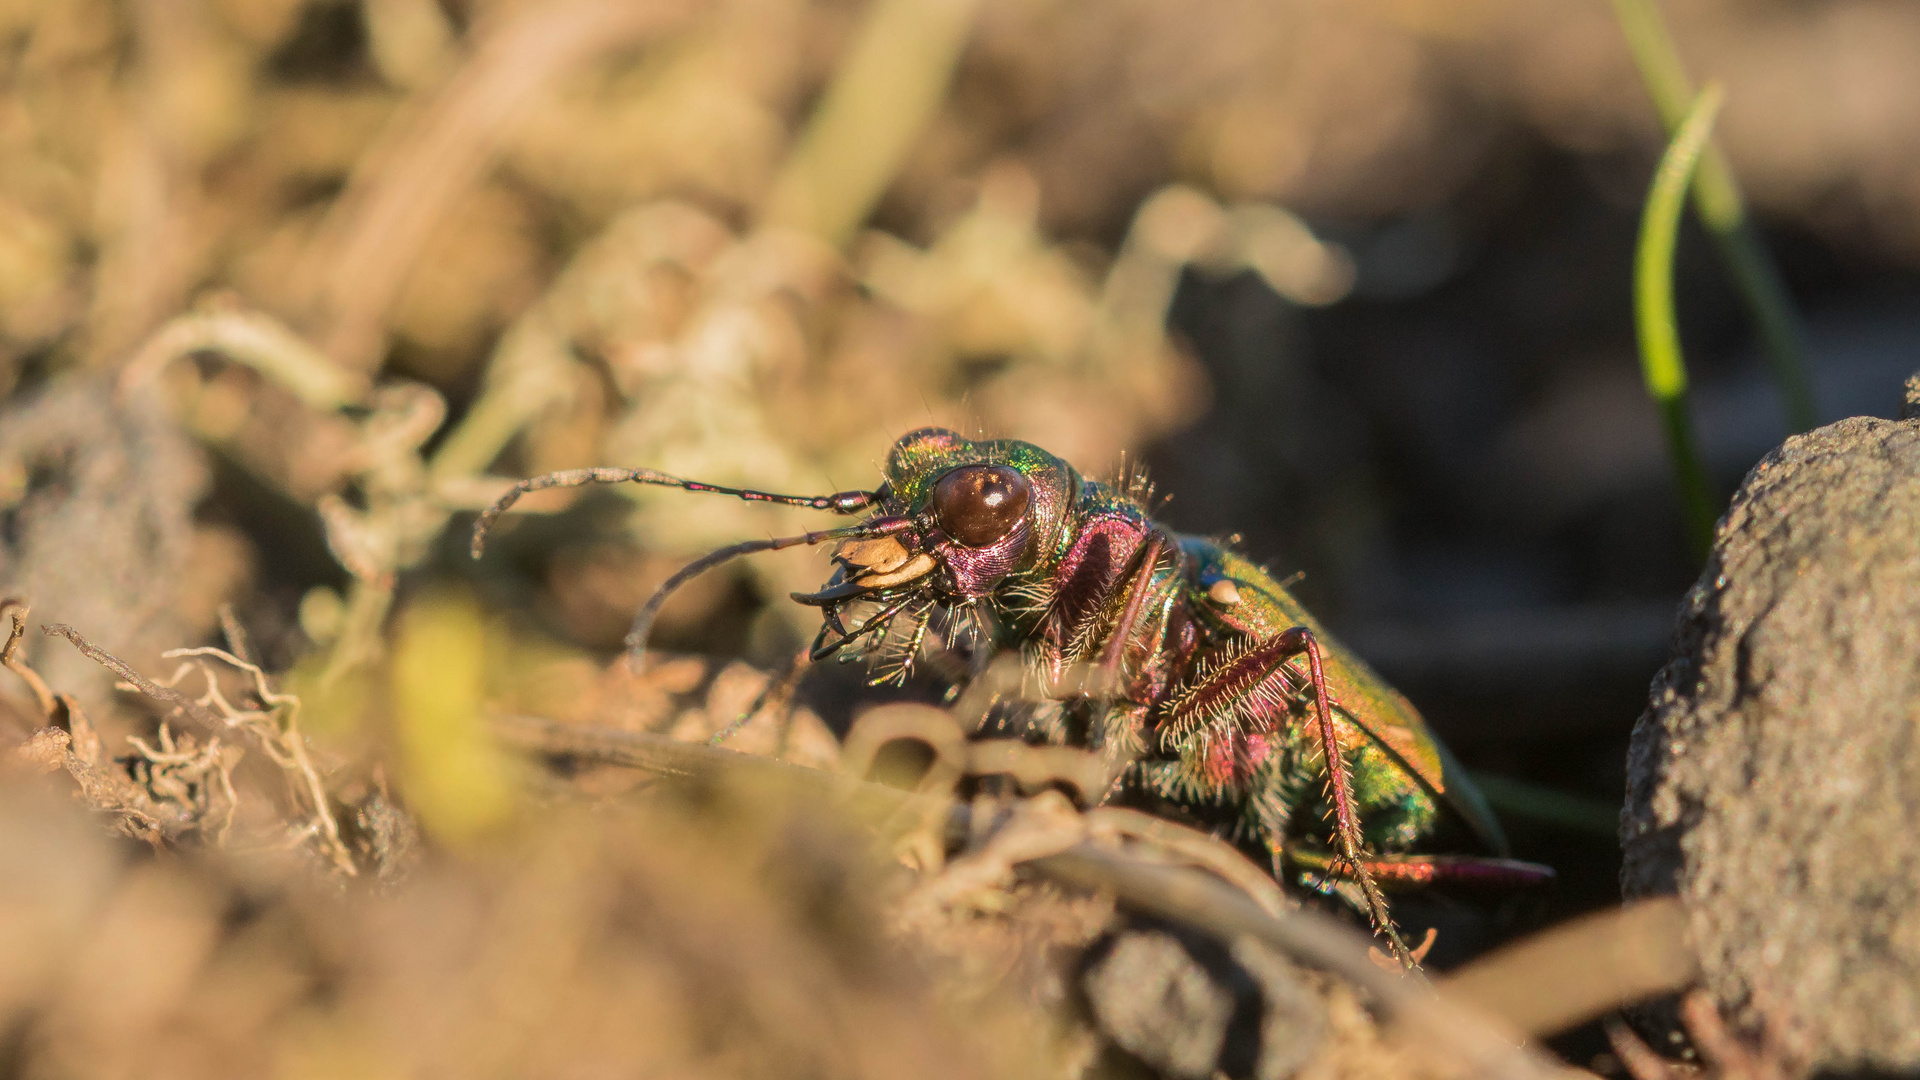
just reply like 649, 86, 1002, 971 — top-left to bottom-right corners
1636, 85, 1723, 561
1609, 0, 1818, 433
763, 0, 981, 248
1466, 771, 1621, 838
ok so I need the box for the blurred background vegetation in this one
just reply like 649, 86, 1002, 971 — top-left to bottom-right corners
0, 0, 1914, 1073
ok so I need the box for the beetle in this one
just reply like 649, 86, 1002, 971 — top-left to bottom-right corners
473, 427, 1553, 961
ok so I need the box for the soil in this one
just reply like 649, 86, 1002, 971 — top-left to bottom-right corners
0, 381, 235, 708
1620, 376, 1920, 1073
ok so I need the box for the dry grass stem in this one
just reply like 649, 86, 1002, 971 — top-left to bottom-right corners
1439, 898, 1697, 1038
40, 624, 356, 874
115, 308, 369, 408
1084, 806, 1292, 920
156, 647, 355, 875
303, 0, 696, 369
491, 707, 1572, 1080
1, 601, 58, 720
42, 624, 227, 732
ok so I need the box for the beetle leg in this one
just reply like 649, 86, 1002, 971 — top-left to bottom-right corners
1096, 535, 1168, 682
1285, 849, 1556, 891
1083, 536, 1169, 764
708, 646, 811, 747
1167, 625, 1411, 963
872, 601, 935, 687
1278, 625, 1413, 965
810, 596, 915, 662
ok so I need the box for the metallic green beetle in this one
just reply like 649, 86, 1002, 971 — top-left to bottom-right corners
475, 428, 1553, 960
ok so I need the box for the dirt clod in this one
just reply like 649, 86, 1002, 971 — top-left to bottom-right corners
1079, 919, 1324, 1080
1621, 398, 1920, 1073
0, 382, 233, 710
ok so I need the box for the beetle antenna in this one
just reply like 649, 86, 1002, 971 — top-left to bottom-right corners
622, 520, 909, 671
470, 467, 881, 558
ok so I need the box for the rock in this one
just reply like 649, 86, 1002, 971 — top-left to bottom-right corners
1078, 919, 1323, 1080
0, 380, 230, 708
1620, 394, 1920, 1073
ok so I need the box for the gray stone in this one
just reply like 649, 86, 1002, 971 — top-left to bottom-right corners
1621, 398, 1920, 1073
0, 380, 211, 708
1079, 921, 1322, 1080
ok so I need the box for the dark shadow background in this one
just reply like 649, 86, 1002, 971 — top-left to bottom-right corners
1144, 141, 1918, 1070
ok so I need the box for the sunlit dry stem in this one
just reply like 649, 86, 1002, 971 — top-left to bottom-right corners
44, 624, 227, 731
469, 466, 880, 558
0, 600, 57, 719
486, 713, 1571, 1080
45, 625, 357, 875
1085, 806, 1290, 919
164, 647, 356, 874
217, 605, 255, 667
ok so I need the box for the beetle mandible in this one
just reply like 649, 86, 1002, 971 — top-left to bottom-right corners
473, 427, 1554, 962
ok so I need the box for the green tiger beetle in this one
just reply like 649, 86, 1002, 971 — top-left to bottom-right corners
473, 427, 1554, 963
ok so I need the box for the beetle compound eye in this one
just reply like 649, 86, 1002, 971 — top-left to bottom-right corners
932, 465, 1031, 547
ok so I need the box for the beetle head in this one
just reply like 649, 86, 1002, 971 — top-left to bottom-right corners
470, 431, 1083, 672
792, 427, 1080, 609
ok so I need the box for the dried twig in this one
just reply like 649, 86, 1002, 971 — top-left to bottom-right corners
848, 683, 1116, 802
488, 711, 1566, 1080
968, 739, 1114, 804
896, 790, 1087, 919
41, 623, 356, 874
1607, 990, 1794, 1080
1085, 806, 1290, 919
1439, 897, 1697, 1038
300, 0, 695, 370
1606, 1017, 1679, 1080
114, 307, 368, 407
6, 618, 231, 843
124, 721, 240, 842
841, 703, 971, 794
43, 623, 225, 730
159, 647, 355, 875
1370, 927, 1440, 972
217, 605, 254, 667
1677, 991, 1788, 1080
0, 600, 58, 719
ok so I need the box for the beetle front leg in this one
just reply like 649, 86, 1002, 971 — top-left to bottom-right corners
1081, 535, 1169, 763
1096, 535, 1168, 680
